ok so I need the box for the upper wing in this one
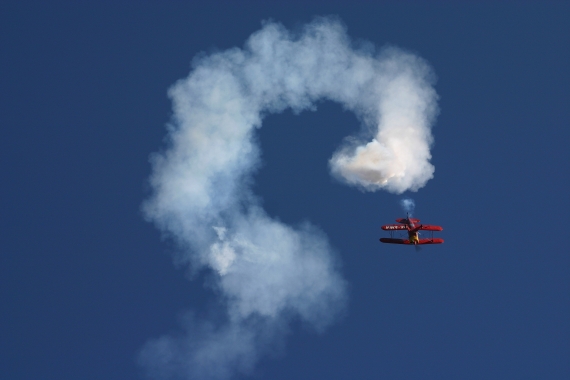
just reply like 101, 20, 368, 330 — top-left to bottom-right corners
419, 225, 443, 231
381, 224, 408, 230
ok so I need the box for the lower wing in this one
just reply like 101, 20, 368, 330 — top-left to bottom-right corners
379, 238, 409, 244
418, 238, 444, 244
380, 238, 444, 245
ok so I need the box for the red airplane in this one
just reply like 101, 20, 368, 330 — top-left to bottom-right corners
380, 213, 443, 245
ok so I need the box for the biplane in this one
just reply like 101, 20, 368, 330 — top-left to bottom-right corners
380, 213, 443, 245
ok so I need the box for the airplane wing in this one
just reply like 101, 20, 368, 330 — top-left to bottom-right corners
417, 238, 444, 244
381, 224, 408, 230
418, 225, 443, 231
380, 238, 444, 245
379, 238, 409, 244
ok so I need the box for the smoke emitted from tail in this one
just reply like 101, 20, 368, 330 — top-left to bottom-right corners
141, 17, 438, 379
400, 198, 416, 216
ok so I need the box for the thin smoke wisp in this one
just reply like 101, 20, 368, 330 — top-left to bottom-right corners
400, 198, 416, 216
140, 17, 439, 380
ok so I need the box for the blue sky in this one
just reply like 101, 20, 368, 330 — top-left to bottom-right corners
1, 2, 569, 379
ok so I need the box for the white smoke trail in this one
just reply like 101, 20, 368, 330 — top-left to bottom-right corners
140, 17, 438, 379
400, 198, 416, 216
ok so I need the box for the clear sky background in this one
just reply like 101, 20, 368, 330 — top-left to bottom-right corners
1, 1, 569, 379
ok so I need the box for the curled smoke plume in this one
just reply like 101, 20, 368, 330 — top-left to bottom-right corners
140, 17, 439, 379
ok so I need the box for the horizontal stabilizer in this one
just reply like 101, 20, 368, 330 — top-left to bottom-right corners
396, 217, 420, 224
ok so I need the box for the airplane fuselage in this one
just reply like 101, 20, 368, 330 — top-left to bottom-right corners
405, 218, 420, 244
408, 230, 420, 244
